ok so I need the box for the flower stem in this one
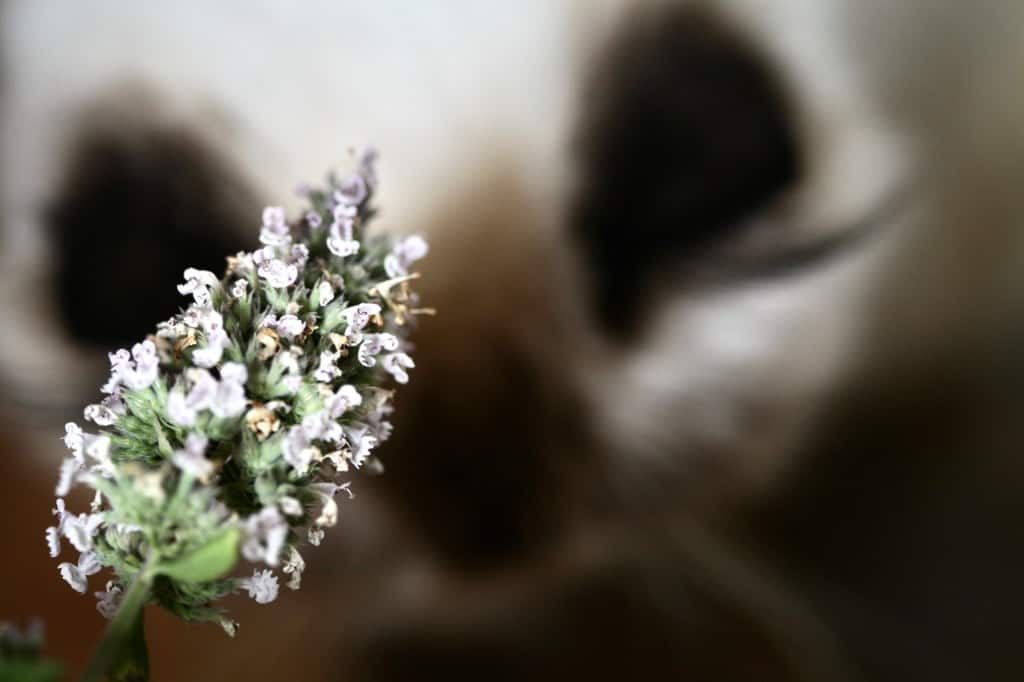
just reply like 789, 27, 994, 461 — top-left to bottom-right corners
80, 565, 155, 682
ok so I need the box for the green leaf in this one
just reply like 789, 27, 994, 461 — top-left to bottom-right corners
156, 529, 240, 583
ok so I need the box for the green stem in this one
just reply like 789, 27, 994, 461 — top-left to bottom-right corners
163, 473, 194, 521
80, 564, 155, 682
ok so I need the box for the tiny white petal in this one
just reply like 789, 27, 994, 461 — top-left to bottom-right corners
58, 562, 87, 594
78, 551, 102, 576
45, 527, 61, 558
241, 569, 279, 604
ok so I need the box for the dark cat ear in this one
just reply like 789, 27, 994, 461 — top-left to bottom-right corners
48, 120, 256, 348
570, 5, 800, 339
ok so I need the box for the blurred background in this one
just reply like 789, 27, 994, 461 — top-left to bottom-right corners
3, 1, 1024, 680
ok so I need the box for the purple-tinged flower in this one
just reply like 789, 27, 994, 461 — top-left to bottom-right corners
45, 526, 61, 558
171, 433, 213, 482
58, 551, 101, 594
241, 507, 287, 567
313, 350, 341, 383
356, 333, 399, 368
240, 569, 279, 604
325, 385, 362, 417
281, 425, 315, 476
257, 258, 299, 289
381, 352, 415, 385
177, 268, 220, 306
95, 581, 123, 619
384, 234, 429, 278
334, 174, 368, 207
259, 206, 291, 247
260, 313, 305, 341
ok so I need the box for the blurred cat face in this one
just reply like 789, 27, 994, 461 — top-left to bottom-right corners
3, 1, 1024, 679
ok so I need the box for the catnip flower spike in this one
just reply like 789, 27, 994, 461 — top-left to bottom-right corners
46, 149, 429, 647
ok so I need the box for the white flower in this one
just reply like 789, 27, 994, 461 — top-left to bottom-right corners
177, 268, 220, 306
45, 526, 61, 558
290, 244, 310, 269
241, 507, 288, 567
78, 551, 102, 576
220, 362, 247, 385
156, 317, 187, 339
192, 310, 231, 368
325, 385, 362, 417
314, 350, 341, 383
62, 512, 103, 553
281, 546, 305, 591
171, 433, 213, 482
57, 551, 102, 594
52, 498, 68, 525
230, 250, 256, 274
63, 423, 84, 459
101, 349, 131, 394
311, 482, 341, 528
281, 426, 315, 476
257, 258, 298, 289
282, 375, 302, 394
167, 368, 216, 426
166, 389, 196, 427
55, 457, 80, 496
341, 303, 381, 342
231, 279, 248, 298
260, 313, 305, 340
95, 581, 123, 619
122, 342, 155, 389
210, 363, 248, 418
84, 434, 115, 478
384, 234, 429, 278
345, 426, 378, 468
192, 344, 224, 368
83, 401, 119, 426
356, 333, 399, 368
316, 281, 335, 307
381, 352, 415, 384
334, 173, 368, 206
105, 341, 160, 390
327, 213, 359, 257
259, 206, 291, 247
240, 569, 279, 604
182, 307, 203, 328
300, 413, 326, 441
263, 206, 286, 227
279, 496, 303, 517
